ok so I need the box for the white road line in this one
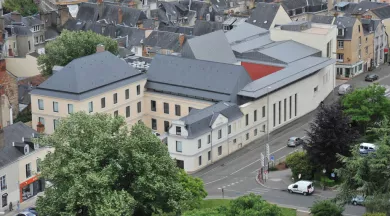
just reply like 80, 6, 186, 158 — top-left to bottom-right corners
230, 158, 262, 175
223, 189, 242, 193
205, 176, 228, 185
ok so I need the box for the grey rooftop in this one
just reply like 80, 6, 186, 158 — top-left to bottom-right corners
225, 22, 268, 44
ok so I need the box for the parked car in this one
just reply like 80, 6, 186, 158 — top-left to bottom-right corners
351, 195, 365, 206
359, 143, 376, 155
365, 74, 379, 82
338, 84, 353, 95
287, 137, 304, 147
23, 207, 38, 215
15, 212, 36, 216
287, 180, 314, 196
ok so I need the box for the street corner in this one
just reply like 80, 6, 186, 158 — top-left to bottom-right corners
255, 175, 287, 191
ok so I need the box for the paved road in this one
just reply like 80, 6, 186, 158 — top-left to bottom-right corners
194, 64, 390, 216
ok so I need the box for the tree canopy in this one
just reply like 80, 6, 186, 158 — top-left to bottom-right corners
38, 30, 119, 76
3, 0, 38, 16
35, 112, 206, 216
184, 194, 283, 216
285, 151, 314, 180
304, 101, 359, 172
310, 200, 344, 216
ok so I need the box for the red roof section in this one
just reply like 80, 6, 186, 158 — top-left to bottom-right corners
241, 61, 284, 81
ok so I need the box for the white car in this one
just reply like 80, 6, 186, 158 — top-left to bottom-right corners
288, 180, 314, 196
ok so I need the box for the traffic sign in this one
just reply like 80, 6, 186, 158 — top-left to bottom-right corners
270, 155, 274, 161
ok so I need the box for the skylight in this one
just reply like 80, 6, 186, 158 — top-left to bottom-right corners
253, 20, 256, 23
264, 20, 268, 24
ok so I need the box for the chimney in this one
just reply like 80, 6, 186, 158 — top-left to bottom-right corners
11, 12, 22, 23
36, 122, 45, 134
97, 0, 103, 4
59, 5, 71, 27
96, 44, 105, 53
118, 8, 123, 24
179, 34, 185, 47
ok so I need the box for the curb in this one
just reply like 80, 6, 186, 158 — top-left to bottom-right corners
255, 173, 283, 190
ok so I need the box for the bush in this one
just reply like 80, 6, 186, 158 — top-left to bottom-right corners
320, 176, 336, 187
310, 200, 344, 216
363, 213, 386, 216
285, 151, 314, 180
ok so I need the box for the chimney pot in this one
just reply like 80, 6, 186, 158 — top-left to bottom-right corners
96, 44, 105, 53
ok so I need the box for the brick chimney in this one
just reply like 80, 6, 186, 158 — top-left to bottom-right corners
118, 8, 123, 24
179, 34, 185, 47
59, 5, 71, 27
96, 44, 105, 53
36, 122, 45, 134
11, 12, 21, 23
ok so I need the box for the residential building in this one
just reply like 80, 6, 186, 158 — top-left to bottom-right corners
278, 0, 328, 22
361, 18, 387, 66
0, 87, 12, 128
30, 49, 147, 134
247, 3, 291, 30
0, 59, 18, 119
143, 31, 187, 57
21, 15, 45, 53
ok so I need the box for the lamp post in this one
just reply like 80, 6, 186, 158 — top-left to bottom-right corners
266, 86, 271, 142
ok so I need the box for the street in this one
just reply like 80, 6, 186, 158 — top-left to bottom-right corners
193, 64, 390, 216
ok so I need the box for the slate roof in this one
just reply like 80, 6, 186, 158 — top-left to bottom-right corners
143, 31, 185, 52
210, 0, 229, 11
146, 55, 252, 103
2, 12, 23, 26
179, 102, 243, 138
8, 25, 33, 36
84, 21, 105, 34
349, 1, 386, 15
18, 85, 32, 105
193, 20, 223, 36
280, 0, 306, 10
31, 51, 146, 100
181, 30, 237, 64
238, 57, 336, 99
158, 25, 194, 35
225, 22, 268, 44
0, 122, 38, 168
247, 3, 281, 30
181, 0, 213, 20
22, 15, 43, 27
371, 5, 390, 20
63, 19, 86, 31
101, 4, 147, 27
44, 27, 60, 41
335, 16, 357, 40
310, 15, 335, 25
142, 19, 156, 29
76, 2, 99, 22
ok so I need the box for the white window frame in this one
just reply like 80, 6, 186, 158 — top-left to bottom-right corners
0, 175, 6, 191
176, 141, 182, 152
337, 53, 344, 62
338, 40, 344, 49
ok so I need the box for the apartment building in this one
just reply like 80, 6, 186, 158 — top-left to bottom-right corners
30, 49, 147, 134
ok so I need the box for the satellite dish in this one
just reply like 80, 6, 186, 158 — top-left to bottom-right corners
209, 6, 213, 12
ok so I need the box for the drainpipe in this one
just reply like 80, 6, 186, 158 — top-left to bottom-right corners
9, 105, 13, 125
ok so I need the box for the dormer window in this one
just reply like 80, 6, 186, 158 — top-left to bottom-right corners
176, 126, 181, 135
338, 28, 344, 36
302, 7, 305, 13
292, 9, 296, 16
33, 25, 40, 32
24, 145, 29, 155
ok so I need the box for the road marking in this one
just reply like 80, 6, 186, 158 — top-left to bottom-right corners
204, 176, 228, 185
223, 189, 242, 193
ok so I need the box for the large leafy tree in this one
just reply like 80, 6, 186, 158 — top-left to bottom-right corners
178, 170, 208, 210
304, 101, 359, 172
38, 30, 118, 76
310, 200, 344, 216
342, 84, 390, 133
36, 112, 206, 216
184, 194, 283, 216
3, 0, 38, 16
285, 151, 314, 180
336, 118, 390, 214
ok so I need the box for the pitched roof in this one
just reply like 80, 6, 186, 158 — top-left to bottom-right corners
371, 5, 390, 20
310, 15, 335, 25
238, 57, 335, 98
335, 16, 357, 40
0, 122, 38, 168
280, 0, 306, 10
146, 55, 252, 103
143, 31, 185, 52
100, 4, 147, 27
158, 25, 194, 35
44, 27, 60, 41
349, 1, 386, 15
104, 25, 146, 46
10, 25, 33, 36
193, 20, 223, 36
22, 15, 43, 27
63, 19, 86, 31
181, 30, 237, 64
225, 22, 268, 44
179, 102, 243, 138
230, 34, 274, 53
76, 2, 99, 22
31, 51, 146, 100
247, 3, 281, 30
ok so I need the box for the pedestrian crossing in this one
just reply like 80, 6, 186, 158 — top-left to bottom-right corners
244, 187, 270, 195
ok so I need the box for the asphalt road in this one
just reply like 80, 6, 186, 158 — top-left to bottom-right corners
193, 64, 390, 216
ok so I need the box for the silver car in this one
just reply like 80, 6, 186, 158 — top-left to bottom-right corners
351, 195, 365, 206
287, 137, 304, 147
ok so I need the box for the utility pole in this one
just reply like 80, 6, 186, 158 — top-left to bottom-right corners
266, 86, 271, 142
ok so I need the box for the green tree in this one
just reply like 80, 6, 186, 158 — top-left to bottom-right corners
3, 0, 38, 16
363, 213, 386, 216
342, 84, 390, 133
310, 200, 344, 216
285, 151, 314, 180
38, 30, 118, 76
35, 112, 204, 216
178, 170, 208, 210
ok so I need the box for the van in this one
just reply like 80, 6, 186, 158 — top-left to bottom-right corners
359, 143, 376, 154
287, 180, 314, 196
338, 84, 352, 95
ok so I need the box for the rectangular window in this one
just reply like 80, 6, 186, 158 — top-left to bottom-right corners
53, 102, 58, 112
101, 97, 105, 108
151, 100, 156, 111
35, 37, 38, 44
126, 106, 130, 118
254, 110, 257, 122
188, 107, 193, 113
40, 35, 43, 42
337, 54, 344, 62
359, 36, 361, 45
289, 96, 292, 119
38, 99, 45, 110
152, 118, 157, 130
26, 163, 31, 178
125, 89, 129, 99
38, 117, 45, 125
314, 86, 318, 93
273, 103, 276, 127
137, 102, 141, 113
1, 193, 6, 207
176, 141, 182, 152
164, 103, 169, 114
338, 40, 344, 49
233, 139, 237, 143
36, 158, 41, 173
88, 101, 93, 113
263, 124, 266, 132
199, 156, 202, 166
245, 114, 249, 126
113, 93, 118, 104
228, 125, 231, 134
0, 175, 6, 191
218, 129, 222, 139
53, 119, 59, 130
68, 104, 73, 114
358, 49, 361, 59
254, 129, 258, 136
137, 85, 141, 95
278, 101, 281, 124
175, 105, 181, 116
164, 121, 170, 132
176, 126, 181, 135
207, 134, 211, 144
326, 41, 331, 57
198, 139, 201, 149
28, 41, 31, 51
208, 151, 211, 161
295, 94, 298, 116
218, 146, 222, 155
262, 106, 265, 117
114, 110, 118, 117
284, 99, 287, 122
246, 133, 249, 140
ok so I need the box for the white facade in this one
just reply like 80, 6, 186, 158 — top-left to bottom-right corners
0, 162, 19, 212
167, 63, 335, 173
373, 22, 387, 66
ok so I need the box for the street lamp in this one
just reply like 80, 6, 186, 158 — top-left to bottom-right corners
266, 86, 271, 142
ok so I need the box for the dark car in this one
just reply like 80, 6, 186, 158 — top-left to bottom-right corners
287, 137, 305, 147
365, 74, 379, 82
23, 207, 38, 215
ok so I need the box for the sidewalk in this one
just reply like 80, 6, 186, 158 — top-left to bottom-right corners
4, 196, 37, 216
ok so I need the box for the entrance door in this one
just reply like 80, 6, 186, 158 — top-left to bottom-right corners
176, 160, 184, 169
345, 68, 350, 78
